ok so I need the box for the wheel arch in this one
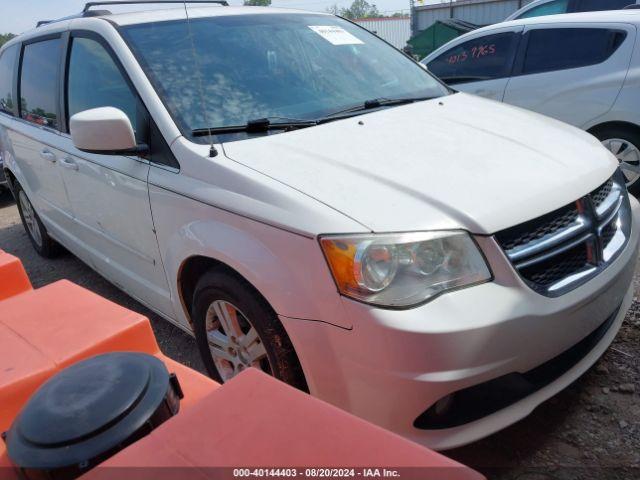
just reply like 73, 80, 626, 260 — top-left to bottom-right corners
177, 254, 276, 329
185, 255, 311, 392
2, 148, 31, 199
587, 120, 640, 138
3, 167, 16, 193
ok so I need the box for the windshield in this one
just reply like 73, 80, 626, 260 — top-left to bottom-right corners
121, 13, 449, 140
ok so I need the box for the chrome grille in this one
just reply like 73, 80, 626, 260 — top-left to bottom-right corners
497, 205, 578, 252
591, 178, 613, 209
495, 171, 631, 296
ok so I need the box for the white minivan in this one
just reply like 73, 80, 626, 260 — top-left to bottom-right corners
422, 10, 640, 194
1, 3, 638, 449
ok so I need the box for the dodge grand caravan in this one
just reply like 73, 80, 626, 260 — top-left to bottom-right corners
0, 2, 638, 449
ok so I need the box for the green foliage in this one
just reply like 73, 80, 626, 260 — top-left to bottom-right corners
338, 0, 380, 19
0, 33, 16, 48
326, 1, 406, 20
243, 0, 271, 5
325, 4, 341, 15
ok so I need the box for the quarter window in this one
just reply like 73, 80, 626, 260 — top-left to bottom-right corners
522, 28, 626, 75
517, 0, 569, 19
427, 33, 519, 85
20, 38, 61, 129
0, 45, 18, 115
67, 37, 140, 138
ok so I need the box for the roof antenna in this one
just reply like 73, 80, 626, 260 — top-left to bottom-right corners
183, 1, 218, 157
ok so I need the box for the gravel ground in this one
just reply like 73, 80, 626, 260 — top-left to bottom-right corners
1, 189, 638, 479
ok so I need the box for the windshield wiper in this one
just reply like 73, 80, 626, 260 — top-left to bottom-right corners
192, 117, 317, 137
318, 96, 437, 123
191, 98, 435, 137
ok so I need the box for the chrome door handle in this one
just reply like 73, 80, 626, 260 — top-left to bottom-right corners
40, 149, 57, 163
60, 157, 79, 171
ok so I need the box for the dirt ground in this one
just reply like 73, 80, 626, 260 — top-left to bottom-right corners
0, 189, 638, 480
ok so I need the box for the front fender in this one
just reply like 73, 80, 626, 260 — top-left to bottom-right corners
149, 183, 352, 331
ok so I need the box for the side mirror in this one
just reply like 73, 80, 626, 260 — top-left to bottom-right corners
70, 107, 147, 155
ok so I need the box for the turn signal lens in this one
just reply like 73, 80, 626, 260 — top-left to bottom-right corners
320, 231, 491, 307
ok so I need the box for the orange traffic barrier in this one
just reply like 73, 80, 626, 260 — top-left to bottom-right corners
89, 368, 483, 480
0, 279, 218, 471
0, 250, 32, 301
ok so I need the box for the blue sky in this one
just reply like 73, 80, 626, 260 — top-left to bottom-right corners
0, 0, 432, 34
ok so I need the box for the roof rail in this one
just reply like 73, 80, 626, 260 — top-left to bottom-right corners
36, 1, 229, 28
36, 10, 112, 28
83, 0, 229, 13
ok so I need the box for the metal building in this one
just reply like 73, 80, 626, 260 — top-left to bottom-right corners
412, 0, 535, 34
353, 17, 412, 49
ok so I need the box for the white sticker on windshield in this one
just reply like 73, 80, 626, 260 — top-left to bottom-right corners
308, 26, 364, 45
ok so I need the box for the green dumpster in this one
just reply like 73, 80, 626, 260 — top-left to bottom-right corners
409, 19, 478, 60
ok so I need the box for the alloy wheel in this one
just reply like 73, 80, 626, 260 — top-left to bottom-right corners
18, 190, 42, 247
601, 138, 640, 187
204, 299, 272, 381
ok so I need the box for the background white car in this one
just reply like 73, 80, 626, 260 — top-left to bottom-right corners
422, 10, 640, 194
506, 0, 640, 21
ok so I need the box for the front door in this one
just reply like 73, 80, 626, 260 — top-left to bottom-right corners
57, 33, 174, 317
425, 27, 523, 101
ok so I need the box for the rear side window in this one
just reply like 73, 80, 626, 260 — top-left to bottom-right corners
522, 28, 626, 75
0, 45, 18, 115
20, 38, 62, 129
574, 0, 633, 12
67, 37, 140, 137
517, 0, 569, 19
427, 32, 519, 84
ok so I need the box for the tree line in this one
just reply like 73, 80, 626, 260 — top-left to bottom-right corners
0, 33, 16, 48
243, 0, 406, 19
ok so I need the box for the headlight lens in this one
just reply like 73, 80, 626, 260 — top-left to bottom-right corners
320, 231, 491, 307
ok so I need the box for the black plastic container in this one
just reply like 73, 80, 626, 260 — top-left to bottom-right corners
4, 352, 183, 479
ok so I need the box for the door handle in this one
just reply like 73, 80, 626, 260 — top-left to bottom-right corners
60, 157, 79, 171
40, 149, 57, 163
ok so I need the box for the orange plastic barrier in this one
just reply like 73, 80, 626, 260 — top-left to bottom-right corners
0, 250, 32, 301
0, 279, 217, 427
90, 368, 483, 480
0, 279, 218, 473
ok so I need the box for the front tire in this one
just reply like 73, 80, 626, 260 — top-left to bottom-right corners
192, 269, 308, 391
14, 183, 61, 258
594, 126, 640, 196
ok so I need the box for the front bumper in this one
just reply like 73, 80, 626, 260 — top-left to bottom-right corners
281, 197, 640, 450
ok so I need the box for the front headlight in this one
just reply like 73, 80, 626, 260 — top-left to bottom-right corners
320, 231, 491, 307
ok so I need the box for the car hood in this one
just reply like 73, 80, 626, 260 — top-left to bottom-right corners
222, 93, 617, 234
